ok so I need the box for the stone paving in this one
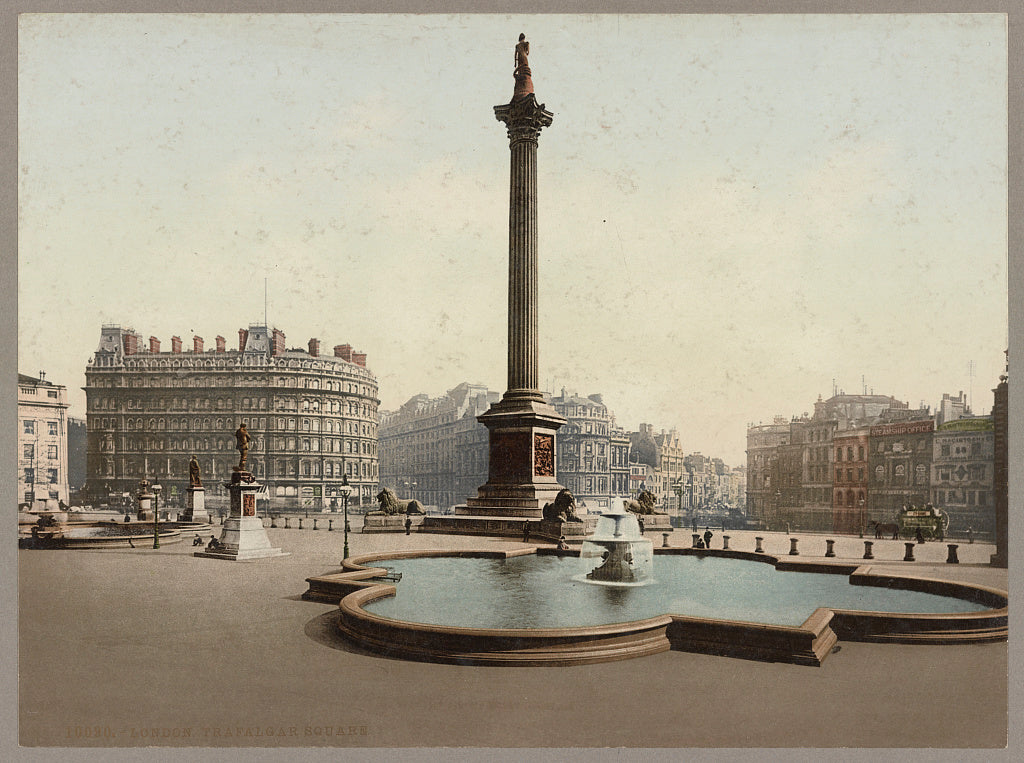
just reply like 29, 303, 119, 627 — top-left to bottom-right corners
18, 521, 1008, 749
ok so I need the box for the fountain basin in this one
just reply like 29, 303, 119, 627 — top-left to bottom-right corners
304, 547, 1007, 667
18, 521, 211, 549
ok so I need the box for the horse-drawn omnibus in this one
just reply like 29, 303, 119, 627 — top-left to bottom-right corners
897, 504, 948, 540
868, 504, 949, 540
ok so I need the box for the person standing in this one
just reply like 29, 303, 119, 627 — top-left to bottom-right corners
405, 514, 412, 536
704, 527, 713, 549
522, 522, 531, 543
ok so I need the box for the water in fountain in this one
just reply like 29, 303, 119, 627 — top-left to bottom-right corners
579, 498, 654, 586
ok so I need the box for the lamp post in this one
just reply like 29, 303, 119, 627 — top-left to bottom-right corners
152, 482, 162, 549
339, 475, 352, 561
858, 498, 866, 538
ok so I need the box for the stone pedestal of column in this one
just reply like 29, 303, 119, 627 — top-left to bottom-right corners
182, 487, 209, 523
194, 471, 285, 561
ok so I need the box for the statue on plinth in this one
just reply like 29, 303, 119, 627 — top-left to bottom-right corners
512, 33, 534, 98
234, 423, 251, 471
625, 489, 663, 515
543, 488, 582, 523
373, 487, 426, 516
189, 455, 203, 488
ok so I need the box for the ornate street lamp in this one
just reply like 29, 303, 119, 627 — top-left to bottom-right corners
339, 475, 353, 561
152, 482, 162, 549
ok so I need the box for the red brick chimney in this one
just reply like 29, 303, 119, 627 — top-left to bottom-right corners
238, 329, 248, 351
149, 336, 161, 353
271, 329, 285, 357
352, 352, 367, 367
334, 344, 352, 362
123, 333, 138, 356
171, 336, 182, 353
308, 338, 320, 357
215, 335, 226, 353
193, 336, 204, 353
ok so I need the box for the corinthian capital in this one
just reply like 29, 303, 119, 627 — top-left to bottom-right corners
494, 94, 554, 145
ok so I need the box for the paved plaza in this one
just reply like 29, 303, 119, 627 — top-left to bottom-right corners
19, 519, 1008, 749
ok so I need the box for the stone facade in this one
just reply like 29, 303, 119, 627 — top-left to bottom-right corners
18, 373, 70, 506
867, 418, 935, 517
83, 324, 379, 511
378, 383, 498, 511
550, 391, 617, 512
745, 418, 790, 526
931, 418, 995, 537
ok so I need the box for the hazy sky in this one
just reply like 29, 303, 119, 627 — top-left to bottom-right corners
18, 13, 1007, 465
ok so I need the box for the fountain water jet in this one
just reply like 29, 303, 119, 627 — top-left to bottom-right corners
579, 498, 654, 585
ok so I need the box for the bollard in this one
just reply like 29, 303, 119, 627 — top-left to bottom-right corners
789, 537, 799, 556
863, 540, 874, 560
313, 519, 319, 530
692, 533, 701, 548
722, 535, 730, 550
754, 536, 764, 553
284, 517, 291, 529
903, 542, 916, 562
270, 517, 277, 528
662, 532, 670, 548
328, 519, 334, 531
946, 544, 960, 564
298, 518, 304, 530
825, 539, 836, 557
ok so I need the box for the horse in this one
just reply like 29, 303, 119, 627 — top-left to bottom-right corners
868, 520, 899, 540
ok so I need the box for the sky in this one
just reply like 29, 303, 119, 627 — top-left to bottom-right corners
18, 13, 1008, 465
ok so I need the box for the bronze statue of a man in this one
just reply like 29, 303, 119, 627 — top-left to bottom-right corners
515, 33, 529, 71
235, 423, 251, 471
188, 455, 202, 488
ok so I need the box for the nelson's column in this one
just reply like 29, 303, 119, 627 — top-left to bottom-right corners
452, 34, 571, 532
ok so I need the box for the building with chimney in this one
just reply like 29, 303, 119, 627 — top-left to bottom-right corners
18, 372, 70, 507
83, 324, 379, 510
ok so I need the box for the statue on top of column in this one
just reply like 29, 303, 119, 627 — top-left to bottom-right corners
515, 33, 529, 71
512, 33, 534, 98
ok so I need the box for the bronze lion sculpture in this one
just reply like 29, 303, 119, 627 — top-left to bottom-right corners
625, 489, 661, 515
542, 488, 582, 523
374, 487, 426, 516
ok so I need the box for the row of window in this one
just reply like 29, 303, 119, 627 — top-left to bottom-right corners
22, 444, 59, 460
21, 467, 58, 484
22, 420, 59, 435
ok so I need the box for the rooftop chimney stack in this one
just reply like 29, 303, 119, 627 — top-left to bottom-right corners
352, 351, 367, 367
308, 338, 320, 357
334, 344, 352, 362
193, 336, 204, 353
171, 336, 182, 353
238, 329, 248, 351
215, 335, 226, 353
149, 337, 161, 353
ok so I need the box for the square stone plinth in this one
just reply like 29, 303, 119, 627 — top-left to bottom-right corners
193, 516, 287, 561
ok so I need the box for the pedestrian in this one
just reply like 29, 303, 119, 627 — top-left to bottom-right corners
522, 522, 531, 543
557, 535, 570, 551
638, 516, 645, 535
127, 538, 135, 549
967, 526, 973, 544
703, 527, 713, 549
694, 537, 705, 549
405, 515, 412, 536
192, 534, 203, 547
915, 527, 925, 545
